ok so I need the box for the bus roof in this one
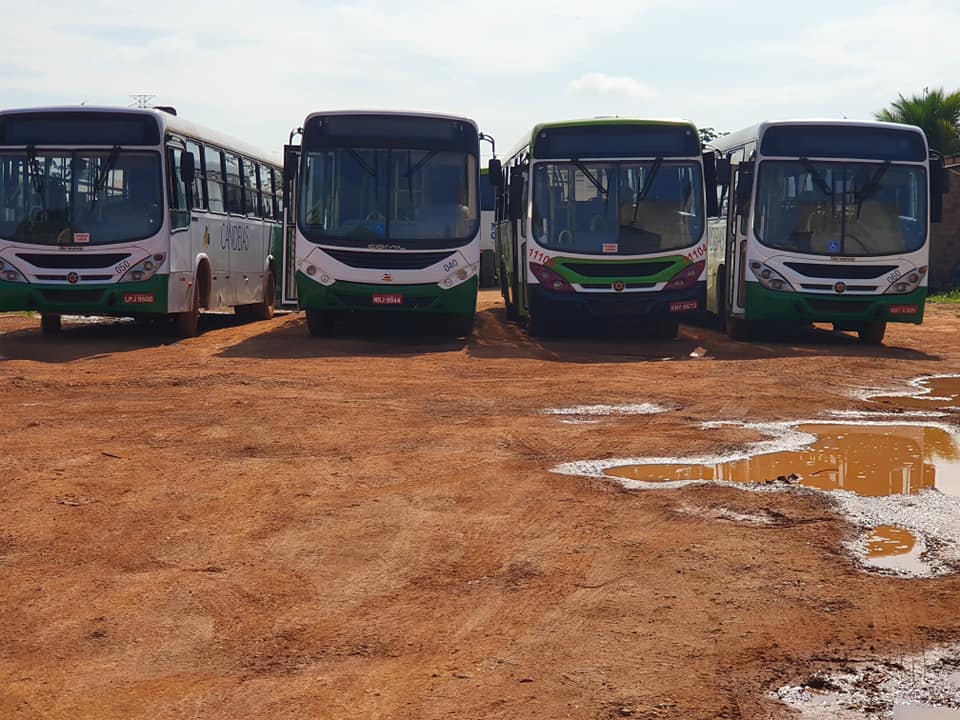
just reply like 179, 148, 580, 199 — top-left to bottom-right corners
507, 118, 699, 161
302, 109, 478, 130
709, 118, 928, 157
0, 105, 281, 166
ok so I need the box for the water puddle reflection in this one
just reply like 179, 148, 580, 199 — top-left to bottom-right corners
605, 424, 960, 499
554, 420, 960, 577
868, 376, 960, 414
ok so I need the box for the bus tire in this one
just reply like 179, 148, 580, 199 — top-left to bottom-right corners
858, 321, 886, 345
249, 273, 276, 321
653, 316, 680, 340
40, 313, 61, 335
449, 314, 475, 338
527, 305, 552, 338
173, 284, 200, 338
479, 253, 495, 288
306, 308, 333, 336
725, 313, 751, 341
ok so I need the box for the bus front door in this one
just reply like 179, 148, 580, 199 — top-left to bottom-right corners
723, 164, 751, 339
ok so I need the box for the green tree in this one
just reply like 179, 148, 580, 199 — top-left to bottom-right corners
698, 127, 724, 146
875, 87, 960, 154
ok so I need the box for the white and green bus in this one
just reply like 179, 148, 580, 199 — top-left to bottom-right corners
707, 119, 948, 343
285, 111, 482, 335
479, 166, 496, 287
491, 118, 718, 337
0, 106, 287, 335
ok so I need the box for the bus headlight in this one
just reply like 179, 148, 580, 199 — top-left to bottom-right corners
121, 253, 166, 283
529, 262, 575, 293
664, 260, 705, 291
885, 265, 926, 295
437, 262, 477, 289
0, 259, 27, 283
749, 261, 794, 292
304, 264, 335, 285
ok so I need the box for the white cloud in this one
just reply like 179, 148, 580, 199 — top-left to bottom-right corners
568, 73, 655, 99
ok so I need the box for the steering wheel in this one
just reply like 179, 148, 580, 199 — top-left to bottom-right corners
365, 211, 386, 223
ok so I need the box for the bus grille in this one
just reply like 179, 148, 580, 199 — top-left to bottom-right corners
39, 289, 107, 304
563, 261, 674, 278
324, 249, 454, 270
785, 262, 897, 280
807, 299, 873, 315
16, 253, 131, 269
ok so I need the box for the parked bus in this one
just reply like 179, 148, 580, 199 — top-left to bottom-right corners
285, 110, 481, 336
491, 118, 718, 337
707, 119, 948, 344
479, 166, 496, 287
0, 106, 286, 336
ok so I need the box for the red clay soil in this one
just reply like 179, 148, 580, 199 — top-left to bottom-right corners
2, 292, 960, 719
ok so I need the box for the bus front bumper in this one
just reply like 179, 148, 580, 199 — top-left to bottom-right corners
0, 275, 170, 316
743, 282, 926, 325
296, 273, 478, 316
529, 282, 705, 320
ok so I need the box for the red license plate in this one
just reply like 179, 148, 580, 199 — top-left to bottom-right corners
669, 300, 699, 313
123, 293, 155, 304
889, 304, 919, 315
372, 293, 403, 306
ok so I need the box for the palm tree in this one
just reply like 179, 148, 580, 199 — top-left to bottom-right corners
875, 87, 960, 154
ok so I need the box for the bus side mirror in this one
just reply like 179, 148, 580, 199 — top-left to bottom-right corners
735, 162, 754, 215
509, 173, 525, 221
703, 151, 720, 218
283, 144, 300, 185
488, 158, 502, 187
179, 151, 196, 183
931, 153, 947, 224
715, 155, 731, 187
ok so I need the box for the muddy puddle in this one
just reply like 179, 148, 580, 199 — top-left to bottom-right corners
554, 421, 960, 576
543, 403, 672, 425
862, 376, 960, 415
776, 643, 960, 719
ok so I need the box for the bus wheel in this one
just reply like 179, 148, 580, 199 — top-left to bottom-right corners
858, 321, 886, 345
40, 313, 62, 335
479, 253, 495, 288
306, 309, 333, 336
653, 316, 679, 340
449, 314, 475, 338
173, 284, 200, 338
249, 273, 276, 321
527, 306, 552, 338
725, 313, 751, 341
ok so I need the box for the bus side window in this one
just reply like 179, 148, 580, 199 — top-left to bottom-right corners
241, 158, 260, 217
186, 141, 206, 211
204, 146, 226, 213
519, 165, 528, 238
225, 153, 243, 215
275, 167, 284, 221
168, 147, 187, 211
262, 167, 277, 222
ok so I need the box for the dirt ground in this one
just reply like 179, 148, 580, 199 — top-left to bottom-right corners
3, 290, 960, 720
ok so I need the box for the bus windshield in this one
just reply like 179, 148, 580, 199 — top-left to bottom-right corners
754, 160, 927, 256
299, 148, 478, 244
0, 150, 162, 245
531, 161, 704, 255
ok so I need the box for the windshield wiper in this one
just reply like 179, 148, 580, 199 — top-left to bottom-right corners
632, 157, 664, 224
26, 145, 46, 201
572, 160, 607, 197
347, 149, 377, 178
799, 157, 834, 197
406, 150, 437, 178
90, 146, 120, 212
853, 160, 892, 218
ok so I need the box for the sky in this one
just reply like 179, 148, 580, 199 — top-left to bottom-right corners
0, 0, 957, 159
